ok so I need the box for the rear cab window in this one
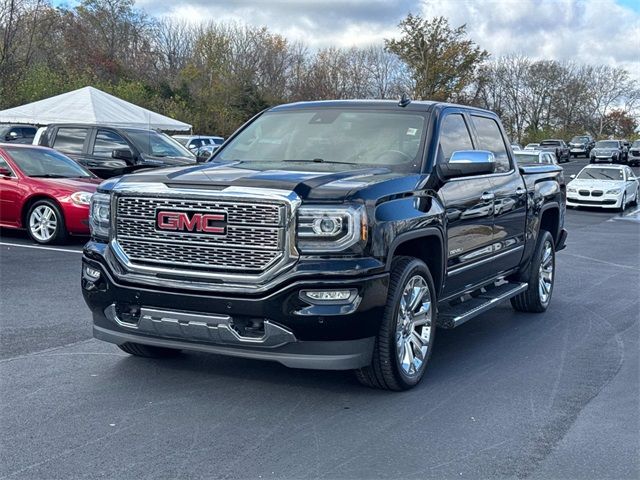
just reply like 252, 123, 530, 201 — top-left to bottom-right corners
53, 127, 89, 154
471, 115, 511, 173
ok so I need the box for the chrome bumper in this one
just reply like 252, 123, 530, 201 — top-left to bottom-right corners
104, 305, 296, 348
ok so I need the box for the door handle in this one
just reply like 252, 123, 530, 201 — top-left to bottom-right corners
515, 187, 526, 195
481, 192, 495, 202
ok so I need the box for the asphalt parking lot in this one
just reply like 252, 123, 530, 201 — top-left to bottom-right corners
1, 158, 639, 479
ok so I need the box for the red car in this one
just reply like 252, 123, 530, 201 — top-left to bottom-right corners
0, 144, 101, 244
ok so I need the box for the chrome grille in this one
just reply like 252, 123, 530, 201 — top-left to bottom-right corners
115, 196, 285, 272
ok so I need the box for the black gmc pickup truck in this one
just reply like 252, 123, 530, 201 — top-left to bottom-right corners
82, 100, 567, 390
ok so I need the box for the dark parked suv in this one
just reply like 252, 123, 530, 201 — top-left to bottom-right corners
627, 141, 640, 166
83, 100, 567, 390
38, 124, 196, 178
568, 135, 595, 158
0, 124, 37, 144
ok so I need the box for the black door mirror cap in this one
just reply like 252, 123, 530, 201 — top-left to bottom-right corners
112, 148, 134, 162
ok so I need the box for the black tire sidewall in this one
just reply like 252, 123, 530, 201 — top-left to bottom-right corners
27, 200, 67, 244
383, 258, 437, 389
530, 230, 555, 311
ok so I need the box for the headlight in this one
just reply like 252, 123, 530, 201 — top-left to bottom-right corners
70, 191, 93, 206
606, 189, 621, 195
567, 187, 577, 193
89, 192, 111, 240
297, 205, 367, 253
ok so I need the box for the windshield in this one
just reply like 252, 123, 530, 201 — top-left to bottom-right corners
217, 109, 426, 172
540, 140, 560, 146
5, 147, 92, 178
571, 136, 589, 142
595, 141, 618, 148
514, 153, 541, 164
126, 130, 195, 158
631, 141, 640, 148
576, 167, 623, 181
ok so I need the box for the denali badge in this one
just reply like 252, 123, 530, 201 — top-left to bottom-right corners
156, 210, 227, 235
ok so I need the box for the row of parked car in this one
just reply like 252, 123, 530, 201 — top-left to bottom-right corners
511, 136, 639, 166
0, 123, 225, 244
0, 118, 637, 246
0, 123, 225, 178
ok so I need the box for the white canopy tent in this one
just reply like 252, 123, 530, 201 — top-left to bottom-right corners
0, 86, 192, 131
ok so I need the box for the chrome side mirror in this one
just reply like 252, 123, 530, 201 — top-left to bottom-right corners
437, 150, 496, 179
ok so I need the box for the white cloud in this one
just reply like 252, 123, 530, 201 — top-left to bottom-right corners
138, 0, 640, 75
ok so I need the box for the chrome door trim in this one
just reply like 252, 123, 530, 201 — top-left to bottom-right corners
447, 245, 524, 277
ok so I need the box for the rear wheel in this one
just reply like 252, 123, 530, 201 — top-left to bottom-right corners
118, 342, 181, 358
355, 257, 436, 391
27, 200, 68, 244
511, 230, 555, 313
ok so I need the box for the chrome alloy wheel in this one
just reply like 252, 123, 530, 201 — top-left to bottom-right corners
29, 205, 58, 242
538, 240, 554, 305
395, 275, 433, 377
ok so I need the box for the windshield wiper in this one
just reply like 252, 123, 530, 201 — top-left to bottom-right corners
283, 158, 357, 165
30, 174, 71, 178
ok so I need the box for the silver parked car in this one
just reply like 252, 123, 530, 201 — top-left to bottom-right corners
172, 135, 224, 152
514, 150, 557, 166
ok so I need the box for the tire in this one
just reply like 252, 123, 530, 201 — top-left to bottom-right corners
118, 342, 181, 358
631, 188, 639, 206
26, 200, 68, 244
618, 193, 627, 212
355, 256, 436, 391
511, 230, 555, 313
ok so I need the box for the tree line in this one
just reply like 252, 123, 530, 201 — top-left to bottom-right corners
1, 0, 638, 143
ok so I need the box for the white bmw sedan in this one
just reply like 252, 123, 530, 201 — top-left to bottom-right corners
567, 165, 639, 211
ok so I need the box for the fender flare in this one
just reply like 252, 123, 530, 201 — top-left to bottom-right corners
385, 227, 446, 294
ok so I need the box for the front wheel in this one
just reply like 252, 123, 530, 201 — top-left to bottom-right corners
27, 200, 68, 244
618, 193, 627, 212
511, 230, 555, 313
355, 257, 436, 391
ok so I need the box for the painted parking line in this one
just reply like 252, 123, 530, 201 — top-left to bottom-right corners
0, 241, 82, 254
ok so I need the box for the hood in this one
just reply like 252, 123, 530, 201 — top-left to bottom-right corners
569, 178, 621, 189
104, 161, 423, 202
33, 177, 101, 192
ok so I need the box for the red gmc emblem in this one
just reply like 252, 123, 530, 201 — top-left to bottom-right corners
156, 210, 227, 235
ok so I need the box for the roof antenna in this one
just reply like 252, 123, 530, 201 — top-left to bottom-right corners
398, 93, 412, 108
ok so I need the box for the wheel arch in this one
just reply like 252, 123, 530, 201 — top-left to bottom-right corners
539, 202, 560, 245
386, 228, 445, 297
21, 195, 66, 229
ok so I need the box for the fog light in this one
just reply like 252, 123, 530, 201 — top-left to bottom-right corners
300, 289, 356, 304
84, 266, 101, 281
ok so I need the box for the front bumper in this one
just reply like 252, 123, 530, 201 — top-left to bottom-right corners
82, 254, 389, 370
60, 201, 91, 235
567, 195, 621, 208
